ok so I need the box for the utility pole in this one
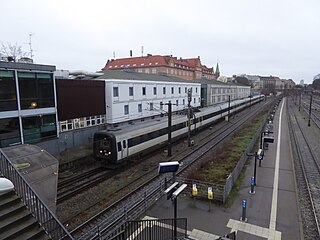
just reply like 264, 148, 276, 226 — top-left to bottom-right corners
298, 91, 301, 111
162, 101, 173, 157
308, 92, 313, 127
187, 88, 192, 147
228, 95, 231, 122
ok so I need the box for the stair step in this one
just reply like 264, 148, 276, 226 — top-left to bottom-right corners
10, 225, 50, 240
0, 200, 25, 220
0, 215, 39, 239
0, 209, 31, 230
0, 191, 20, 210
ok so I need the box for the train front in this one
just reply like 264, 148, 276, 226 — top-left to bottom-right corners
93, 132, 117, 163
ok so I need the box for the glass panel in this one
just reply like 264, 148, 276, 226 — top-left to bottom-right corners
0, 118, 21, 147
0, 70, 18, 111
18, 71, 54, 109
22, 114, 57, 143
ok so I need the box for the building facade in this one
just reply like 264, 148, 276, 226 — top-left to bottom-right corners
102, 54, 215, 80
0, 62, 57, 148
98, 71, 201, 125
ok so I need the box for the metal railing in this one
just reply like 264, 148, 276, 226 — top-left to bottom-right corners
105, 218, 188, 240
0, 149, 74, 240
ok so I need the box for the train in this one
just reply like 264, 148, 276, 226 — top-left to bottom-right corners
93, 95, 264, 165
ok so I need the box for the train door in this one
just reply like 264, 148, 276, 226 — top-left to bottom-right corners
117, 140, 128, 160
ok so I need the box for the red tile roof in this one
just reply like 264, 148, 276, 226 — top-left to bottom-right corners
102, 54, 214, 74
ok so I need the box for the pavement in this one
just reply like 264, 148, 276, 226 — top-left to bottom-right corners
144, 97, 303, 240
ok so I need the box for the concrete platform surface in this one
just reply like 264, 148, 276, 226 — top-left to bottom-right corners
145, 98, 302, 240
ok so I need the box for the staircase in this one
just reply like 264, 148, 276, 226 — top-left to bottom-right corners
0, 190, 50, 240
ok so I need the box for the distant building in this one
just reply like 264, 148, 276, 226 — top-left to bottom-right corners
300, 79, 304, 86
102, 54, 216, 81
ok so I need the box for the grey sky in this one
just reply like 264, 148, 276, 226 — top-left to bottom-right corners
1, 0, 319, 84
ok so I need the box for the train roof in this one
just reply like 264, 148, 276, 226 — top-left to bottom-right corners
97, 96, 258, 138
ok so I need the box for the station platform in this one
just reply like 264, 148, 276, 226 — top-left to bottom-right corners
144, 97, 302, 240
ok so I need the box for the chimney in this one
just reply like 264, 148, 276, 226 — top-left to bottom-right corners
130, 50, 132, 57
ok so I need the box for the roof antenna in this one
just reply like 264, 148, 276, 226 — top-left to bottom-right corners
113, 51, 116, 59
29, 33, 34, 60
141, 46, 144, 57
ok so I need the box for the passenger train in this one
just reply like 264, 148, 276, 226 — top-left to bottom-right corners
93, 95, 264, 165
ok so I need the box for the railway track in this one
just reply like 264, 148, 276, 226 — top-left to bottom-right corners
288, 101, 320, 239
57, 168, 111, 203
300, 95, 320, 128
69, 99, 272, 239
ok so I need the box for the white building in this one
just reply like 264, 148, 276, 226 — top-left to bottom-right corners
98, 71, 201, 125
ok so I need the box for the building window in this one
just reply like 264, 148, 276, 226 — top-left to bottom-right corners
0, 70, 17, 111
150, 102, 154, 111
129, 87, 134, 96
138, 104, 142, 113
160, 102, 163, 110
145, 69, 149, 74
163, 87, 166, 95
18, 72, 54, 110
142, 87, 146, 95
196, 87, 198, 93
22, 114, 57, 143
153, 87, 157, 95
113, 87, 119, 97
183, 99, 185, 105
124, 105, 129, 115
194, 98, 196, 104
171, 87, 174, 94
0, 117, 20, 147
152, 68, 156, 74
185, 87, 187, 93
176, 100, 178, 106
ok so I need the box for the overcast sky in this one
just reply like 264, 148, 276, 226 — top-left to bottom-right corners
1, 0, 319, 84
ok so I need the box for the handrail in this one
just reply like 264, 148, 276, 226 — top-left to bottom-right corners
0, 149, 74, 240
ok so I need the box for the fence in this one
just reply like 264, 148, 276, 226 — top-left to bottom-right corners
0, 149, 74, 240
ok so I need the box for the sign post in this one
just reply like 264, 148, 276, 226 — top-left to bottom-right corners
241, 199, 247, 222
208, 187, 213, 211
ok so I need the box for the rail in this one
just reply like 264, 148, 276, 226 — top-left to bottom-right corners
0, 149, 74, 240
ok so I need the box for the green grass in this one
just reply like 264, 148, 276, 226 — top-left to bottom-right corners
195, 114, 266, 184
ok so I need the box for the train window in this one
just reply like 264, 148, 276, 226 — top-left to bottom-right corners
123, 140, 126, 148
117, 142, 122, 151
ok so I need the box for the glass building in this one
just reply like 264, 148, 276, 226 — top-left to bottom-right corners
0, 61, 58, 147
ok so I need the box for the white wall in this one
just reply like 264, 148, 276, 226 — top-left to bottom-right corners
105, 79, 201, 124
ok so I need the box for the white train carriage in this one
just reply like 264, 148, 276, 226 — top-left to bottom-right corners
93, 95, 263, 165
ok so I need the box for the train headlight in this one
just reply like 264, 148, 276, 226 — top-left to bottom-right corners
108, 151, 111, 155
100, 150, 102, 153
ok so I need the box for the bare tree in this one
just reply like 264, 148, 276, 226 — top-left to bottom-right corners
0, 42, 28, 61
